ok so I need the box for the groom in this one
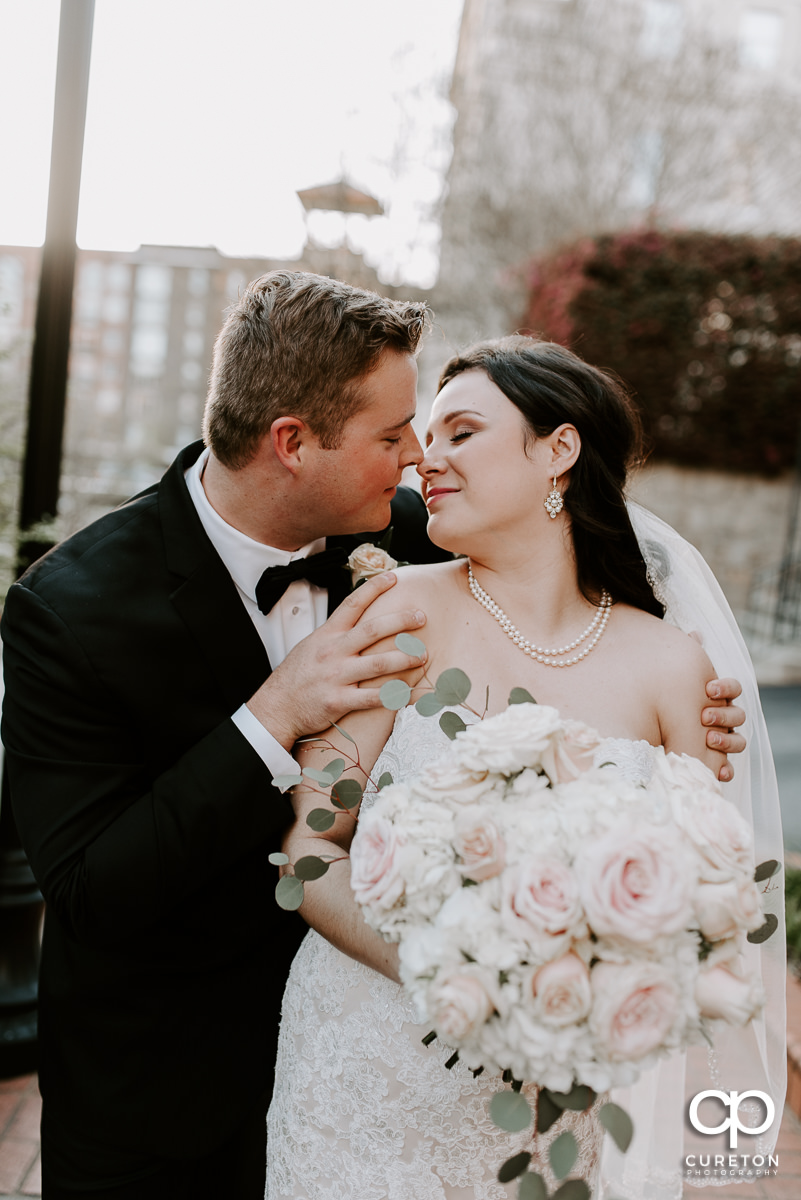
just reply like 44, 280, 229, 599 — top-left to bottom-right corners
1, 271, 745, 1199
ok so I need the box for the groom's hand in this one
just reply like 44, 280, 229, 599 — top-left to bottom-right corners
246, 572, 427, 749
702, 677, 746, 782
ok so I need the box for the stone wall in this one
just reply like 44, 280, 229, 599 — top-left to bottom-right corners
628, 463, 795, 621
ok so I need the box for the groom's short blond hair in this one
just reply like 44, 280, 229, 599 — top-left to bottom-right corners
203, 271, 428, 468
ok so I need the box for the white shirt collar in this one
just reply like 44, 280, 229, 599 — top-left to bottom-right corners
185, 448, 326, 602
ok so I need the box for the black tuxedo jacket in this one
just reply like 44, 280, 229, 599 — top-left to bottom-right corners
0, 441, 449, 1183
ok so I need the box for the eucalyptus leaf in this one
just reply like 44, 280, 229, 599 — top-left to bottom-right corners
518, 1173, 548, 1200
332, 778, 363, 810
323, 758, 345, 783
552, 1181, 591, 1200
268, 851, 289, 866
306, 808, 336, 832
440, 711, 467, 741
509, 687, 536, 705
380, 679, 412, 710
395, 633, 427, 657
434, 667, 472, 705
537, 1089, 562, 1134
490, 1090, 532, 1133
747, 912, 779, 943
498, 1152, 532, 1184
275, 875, 304, 911
273, 773, 303, 789
549, 1131, 578, 1180
415, 692, 444, 717
294, 856, 330, 881
302, 767, 335, 786
549, 1084, 596, 1112
331, 720, 356, 744
378, 772, 394, 789
754, 859, 781, 883
599, 1102, 634, 1153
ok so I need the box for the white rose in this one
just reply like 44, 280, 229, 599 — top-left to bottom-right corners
694, 963, 765, 1026
453, 809, 506, 881
556, 720, 604, 778
412, 760, 497, 807
350, 812, 405, 911
452, 703, 564, 776
671, 791, 756, 884
399, 836, 460, 915
591, 961, 680, 1061
529, 953, 593, 1027
432, 887, 515, 972
347, 543, 398, 585
504, 767, 553, 804
694, 876, 765, 941
501, 855, 584, 958
427, 964, 500, 1041
576, 823, 692, 944
504, 1005, 584, 1093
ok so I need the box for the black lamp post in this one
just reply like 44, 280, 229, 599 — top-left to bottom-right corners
0, 0, 95, 1079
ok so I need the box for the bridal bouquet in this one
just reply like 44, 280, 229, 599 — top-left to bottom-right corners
349, 696, 774, 1097
272, 659, 778, 1194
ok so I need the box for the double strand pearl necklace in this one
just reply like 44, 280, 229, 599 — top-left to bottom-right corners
467, 563, 612, 668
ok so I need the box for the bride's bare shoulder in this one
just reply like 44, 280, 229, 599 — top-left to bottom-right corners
361, 559, 465, 616
614, 602, 715, 675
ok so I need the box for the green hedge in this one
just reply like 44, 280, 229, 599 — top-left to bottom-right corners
787, 867, 801, 976
522, 230, 801, 475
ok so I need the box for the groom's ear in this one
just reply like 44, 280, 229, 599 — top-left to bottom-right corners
270, 416, 310, 475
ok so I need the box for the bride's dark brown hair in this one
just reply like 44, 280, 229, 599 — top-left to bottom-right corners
437, 336, 664, 618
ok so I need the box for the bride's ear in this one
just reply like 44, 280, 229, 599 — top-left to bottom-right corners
547, 424, 581, 477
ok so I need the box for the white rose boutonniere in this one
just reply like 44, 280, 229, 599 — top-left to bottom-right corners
348, 542, 399, 587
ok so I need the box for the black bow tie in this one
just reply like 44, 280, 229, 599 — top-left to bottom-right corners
255, 546, 349, 614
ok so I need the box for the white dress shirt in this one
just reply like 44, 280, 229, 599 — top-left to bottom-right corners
185, 448, 332, 782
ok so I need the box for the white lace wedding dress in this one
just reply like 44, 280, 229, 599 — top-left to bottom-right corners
265, 707, 657, 1200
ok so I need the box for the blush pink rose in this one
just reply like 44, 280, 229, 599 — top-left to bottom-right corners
577, 824, 691, 943
350, 814, 405, 910
453, 810, 506, 882
501, 857, 583, 954
694, 964, 765, 1026
428, 964, 499, 1041
531, 953, 592, 1027
694, 877, 765, 941
591, 961, 680, 1060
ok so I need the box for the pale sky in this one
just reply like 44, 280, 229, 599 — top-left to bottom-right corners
0, 0, 464, 287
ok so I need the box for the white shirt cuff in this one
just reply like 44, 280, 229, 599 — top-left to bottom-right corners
231, 704, 299, 790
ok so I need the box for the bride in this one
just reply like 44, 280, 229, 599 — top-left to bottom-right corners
265, 337, 784, 1198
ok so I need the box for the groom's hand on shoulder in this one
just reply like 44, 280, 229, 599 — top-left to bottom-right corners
245, 572, 428, 749
701, 676, 746, 782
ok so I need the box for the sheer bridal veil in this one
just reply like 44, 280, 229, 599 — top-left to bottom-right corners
596, 503, 787, 1198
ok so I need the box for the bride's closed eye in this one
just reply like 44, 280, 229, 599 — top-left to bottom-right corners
450, 429, 475, 443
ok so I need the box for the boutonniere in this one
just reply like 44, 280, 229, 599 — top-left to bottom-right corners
347, 540, 399, 588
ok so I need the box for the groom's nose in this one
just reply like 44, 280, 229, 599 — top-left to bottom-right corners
400, 425, 423, 468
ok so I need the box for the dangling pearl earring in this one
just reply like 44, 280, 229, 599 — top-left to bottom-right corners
544, 476, 564, 519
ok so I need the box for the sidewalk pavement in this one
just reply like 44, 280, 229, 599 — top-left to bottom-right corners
4, 975, 801, 1198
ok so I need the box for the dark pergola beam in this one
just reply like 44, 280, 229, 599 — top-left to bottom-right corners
18, 0, 95, 569
0, 0, 95, 1079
